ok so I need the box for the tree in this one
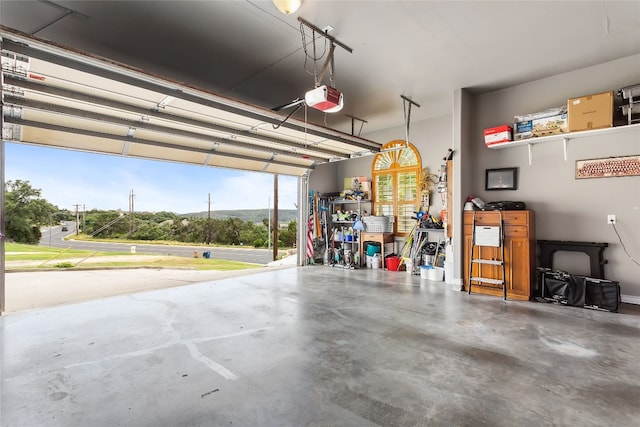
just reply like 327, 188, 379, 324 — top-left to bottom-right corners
5, 180, 58, 244
278, 220, 297, 247
83, 210, 129, 237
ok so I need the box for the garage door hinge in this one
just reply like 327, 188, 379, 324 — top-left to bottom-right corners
1, 51, 30, 77
2, 105, 23, 119
2, 123, 22, 140
2, 84, 25, 98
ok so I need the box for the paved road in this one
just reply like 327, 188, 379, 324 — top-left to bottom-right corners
41, 226, 280, 265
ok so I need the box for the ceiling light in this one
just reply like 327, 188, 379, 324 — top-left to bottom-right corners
305, 85, 343, 113
273, 0, 301, 15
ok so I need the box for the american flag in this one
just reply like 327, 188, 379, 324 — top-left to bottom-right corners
306, 217, 314, 259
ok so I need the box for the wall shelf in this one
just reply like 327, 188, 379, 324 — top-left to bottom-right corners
487, 123, 640, 165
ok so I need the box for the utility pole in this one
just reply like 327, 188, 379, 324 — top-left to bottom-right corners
73, 204, 80, 235
206, 193, 212, 245
129, 189, 135, 233
267, 196, 271, 251
273, 174, 278, 261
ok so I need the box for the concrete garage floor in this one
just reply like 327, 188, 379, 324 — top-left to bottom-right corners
2, 267, 639, 426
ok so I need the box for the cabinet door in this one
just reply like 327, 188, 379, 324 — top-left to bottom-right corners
504, 235, 531, 298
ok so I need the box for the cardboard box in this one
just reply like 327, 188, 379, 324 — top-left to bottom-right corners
513, 113, 567, 139
483, 125, 513, 146
568, 91, 613, 132
514, 120, 533, 140
531, 112, 568, 137
344, 176, 369, 190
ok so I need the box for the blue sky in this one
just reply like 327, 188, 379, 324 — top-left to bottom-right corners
5, 143, 299, 214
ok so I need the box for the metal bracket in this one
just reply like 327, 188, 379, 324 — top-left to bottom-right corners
401, 95, 420, 148
345, 114, 368, 137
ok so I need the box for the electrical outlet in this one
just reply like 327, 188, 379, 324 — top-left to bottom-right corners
607, 214, 616, 225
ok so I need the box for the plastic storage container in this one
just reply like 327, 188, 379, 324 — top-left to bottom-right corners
371, 253, 381, 269
366, 242, 382, 257
420, 265, 444, 281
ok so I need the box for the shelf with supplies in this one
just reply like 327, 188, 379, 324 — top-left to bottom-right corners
326, 198, 371, 268
328, 199, 371, 224
487, 123, 640, 165
332, 199, 372, 203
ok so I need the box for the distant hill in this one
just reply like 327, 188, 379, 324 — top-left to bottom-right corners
180, 209, 298, 223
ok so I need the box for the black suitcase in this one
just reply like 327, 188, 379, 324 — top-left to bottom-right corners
540, 270, 621, 312
584, 278, 621, 312
541, 270, 585, 306
540, 269, 570, 303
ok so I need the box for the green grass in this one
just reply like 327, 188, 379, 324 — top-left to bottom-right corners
6, 242, 79, 253
5, 243, 103, 260
6, 243, 131, 262
5, 242, 262, 271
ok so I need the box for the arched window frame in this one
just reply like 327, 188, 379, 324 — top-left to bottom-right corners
371, 140, 422, 236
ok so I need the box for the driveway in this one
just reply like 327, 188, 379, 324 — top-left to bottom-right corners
4, 255, 298, 313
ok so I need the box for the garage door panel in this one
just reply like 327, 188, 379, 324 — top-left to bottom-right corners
26, 57, 166, 111
205, 156, 272, 171
2, 29, 382, 177
127, 144, 207, 164
262, 163, 311, 176
19, 127, 125, 154
20, 109, 131, 137
214, 144, 314, 167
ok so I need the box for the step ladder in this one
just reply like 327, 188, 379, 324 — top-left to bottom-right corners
468, 210, 507, 300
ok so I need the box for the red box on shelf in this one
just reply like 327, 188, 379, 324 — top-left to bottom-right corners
483, 125, 513, 146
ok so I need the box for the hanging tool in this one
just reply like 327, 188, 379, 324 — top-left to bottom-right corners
320, 204, 330, 265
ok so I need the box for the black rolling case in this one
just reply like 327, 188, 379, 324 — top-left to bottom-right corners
540, 270, 621, 312
584, 277, 622, 312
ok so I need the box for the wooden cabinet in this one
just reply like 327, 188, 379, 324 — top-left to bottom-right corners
463, 210, 536, 300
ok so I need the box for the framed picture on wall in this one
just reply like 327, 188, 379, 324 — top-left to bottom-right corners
485, 167, 518, 191
575, 155, 640, 179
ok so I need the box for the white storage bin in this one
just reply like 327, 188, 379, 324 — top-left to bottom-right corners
362, 215, 394, 232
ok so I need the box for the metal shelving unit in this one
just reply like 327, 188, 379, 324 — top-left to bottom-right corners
327, 199, 371, 268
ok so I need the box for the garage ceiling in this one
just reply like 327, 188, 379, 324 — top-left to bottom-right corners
2, 1, 640, 175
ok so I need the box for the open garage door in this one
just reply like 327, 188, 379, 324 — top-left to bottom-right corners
0, 26, 382, 313
1, 27, 380, 176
